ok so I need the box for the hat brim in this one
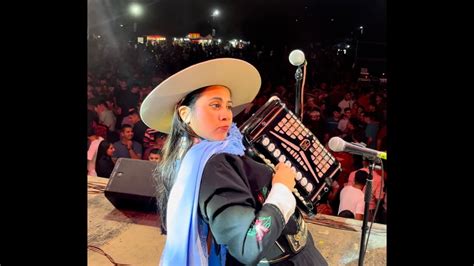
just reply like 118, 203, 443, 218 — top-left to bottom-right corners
140, 58, 261, 133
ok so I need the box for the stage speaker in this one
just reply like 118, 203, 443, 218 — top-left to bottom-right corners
105, 158, 158, 212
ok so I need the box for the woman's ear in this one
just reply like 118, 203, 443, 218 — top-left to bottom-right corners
178, 106, 191, 124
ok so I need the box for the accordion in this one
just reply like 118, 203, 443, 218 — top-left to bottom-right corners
240, 96, 341, 216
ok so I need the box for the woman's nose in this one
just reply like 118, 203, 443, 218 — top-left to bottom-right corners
220, 109, 232, 120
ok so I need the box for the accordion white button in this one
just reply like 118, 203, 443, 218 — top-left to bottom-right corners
278, 154, 286, 162
300, 177, 308, 186
273, 149, 281, 157
262, 137, 270, 146
296, 172, 302, 181
306, 183, 313, 192
268, 143, 275, 152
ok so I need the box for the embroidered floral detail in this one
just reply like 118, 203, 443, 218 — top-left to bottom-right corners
257, 192, 265, 204
261, 186, 268, 198
247, 216, 271, 241
256, 186, 269, 204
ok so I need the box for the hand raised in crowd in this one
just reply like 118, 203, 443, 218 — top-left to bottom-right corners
126, 140, 133, 150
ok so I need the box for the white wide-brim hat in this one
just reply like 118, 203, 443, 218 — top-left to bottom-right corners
140, 58, 261, 133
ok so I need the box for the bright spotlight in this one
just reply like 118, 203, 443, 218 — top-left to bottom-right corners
129, 3, 143, 17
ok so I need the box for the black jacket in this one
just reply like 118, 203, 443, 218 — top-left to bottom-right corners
96, 156, 115, 178
199, 153, 327, 265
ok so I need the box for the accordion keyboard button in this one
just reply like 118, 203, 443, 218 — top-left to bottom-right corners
262, 137, 270, 146
300, 177, 308, 186
278, 154, 286, 162
268, 143, 275, 152
296, 172, 302, 181
273, 149, 281, 157
306, 183, 313, 193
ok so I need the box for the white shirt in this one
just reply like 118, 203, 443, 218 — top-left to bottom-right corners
338, 117, 349, 132
264, 183, 296, 224
87, 137, 104, 176
99, 110, 116, 131
348, 168, 384, 210
338, 185, 365, 216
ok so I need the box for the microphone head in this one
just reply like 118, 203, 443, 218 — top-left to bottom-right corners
328, 137, 345, 152
289, 49, 305, 66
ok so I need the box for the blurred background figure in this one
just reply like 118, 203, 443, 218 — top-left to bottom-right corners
87, 127, 104, 176
148, 148, 162, 163
95, 140, 116, 178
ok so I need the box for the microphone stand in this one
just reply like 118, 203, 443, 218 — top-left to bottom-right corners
358, 159, 376, 266
294, 64, 303, 119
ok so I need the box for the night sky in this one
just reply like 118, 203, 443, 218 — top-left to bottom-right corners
88, 0, 386, 45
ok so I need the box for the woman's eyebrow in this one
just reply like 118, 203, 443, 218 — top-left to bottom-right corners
208, 97, 233, 104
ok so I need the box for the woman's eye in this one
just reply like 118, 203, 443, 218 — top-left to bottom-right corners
211, 103, 221, 108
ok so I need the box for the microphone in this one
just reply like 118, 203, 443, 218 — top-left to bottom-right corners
289, 49, 306, 66
328, 137, 387, 160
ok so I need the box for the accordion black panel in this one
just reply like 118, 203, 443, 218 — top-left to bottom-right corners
240, 96, 341, 216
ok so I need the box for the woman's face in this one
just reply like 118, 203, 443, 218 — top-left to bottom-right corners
106, 144, 115, 156
148, 153, 162, 162
187, 86, 233, 141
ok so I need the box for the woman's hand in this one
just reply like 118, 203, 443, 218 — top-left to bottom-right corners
272, 162, 296, 190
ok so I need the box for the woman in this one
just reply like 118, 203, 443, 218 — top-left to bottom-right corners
140, 58, 328, 265
95, 140, 115, 178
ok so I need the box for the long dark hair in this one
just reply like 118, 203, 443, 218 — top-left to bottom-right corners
95, 140, 112, 168
154, 87, 207, 233
95, 140, 113, 177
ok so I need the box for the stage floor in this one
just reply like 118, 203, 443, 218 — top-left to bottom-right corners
88, 175, 386, 265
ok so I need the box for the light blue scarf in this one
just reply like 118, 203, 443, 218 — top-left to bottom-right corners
160, 123, 245, 266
